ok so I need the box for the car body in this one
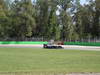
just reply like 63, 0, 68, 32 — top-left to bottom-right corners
43, 44, 63, 49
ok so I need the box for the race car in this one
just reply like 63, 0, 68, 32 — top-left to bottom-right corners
43, 40, 63, 49
43, 44, 63, 49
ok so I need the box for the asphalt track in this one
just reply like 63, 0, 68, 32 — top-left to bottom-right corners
0, 44, 100, 51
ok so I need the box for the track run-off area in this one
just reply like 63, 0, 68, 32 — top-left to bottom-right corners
0, 44, 100, 51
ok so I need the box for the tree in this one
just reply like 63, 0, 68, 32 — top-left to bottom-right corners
0, 0, 100, 41
9, 0, 36, 40
48, 11, 60, 40
57, 0, 74, 40
0, 0, 9, 38
35, 0, 49, 37
92, 0, 100, 38
73, 0, 89, 40
35, 0, 59, 40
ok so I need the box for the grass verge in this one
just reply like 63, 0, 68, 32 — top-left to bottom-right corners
0, 48, 100, 74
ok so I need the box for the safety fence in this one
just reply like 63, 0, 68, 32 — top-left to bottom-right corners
0, 41, 100, 46
64, 42, 100, 46
0, 41, 48, 45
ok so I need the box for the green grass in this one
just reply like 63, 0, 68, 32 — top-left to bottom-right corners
0, 48, 100, 73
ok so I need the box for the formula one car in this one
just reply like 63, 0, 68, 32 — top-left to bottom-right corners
43, 40, 63, 49
43, 44, 63, 49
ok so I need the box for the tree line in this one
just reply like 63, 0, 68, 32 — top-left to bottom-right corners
0, 0, 100, 41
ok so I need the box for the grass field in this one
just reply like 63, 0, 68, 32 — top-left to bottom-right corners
0, 48, 100, 74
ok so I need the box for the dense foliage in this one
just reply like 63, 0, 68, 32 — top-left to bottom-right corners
0, 0, 100, 41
